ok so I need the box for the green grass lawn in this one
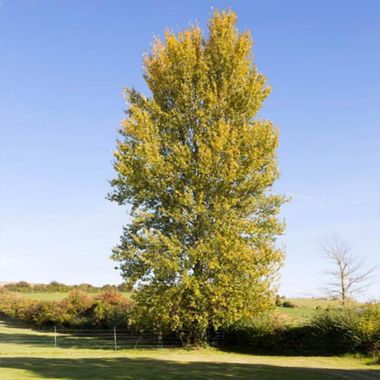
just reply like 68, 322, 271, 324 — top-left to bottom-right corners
0, 318, 379, 379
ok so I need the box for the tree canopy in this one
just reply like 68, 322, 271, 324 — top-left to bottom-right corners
109, 10, 285, 344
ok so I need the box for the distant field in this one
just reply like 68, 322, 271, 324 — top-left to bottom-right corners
10, 291, 132, 301
277, 298, 342, 323
10, 292, 70, 301
0, 317, 379, 380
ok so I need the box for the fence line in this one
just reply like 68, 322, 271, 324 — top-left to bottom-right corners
0, 325, 222, 349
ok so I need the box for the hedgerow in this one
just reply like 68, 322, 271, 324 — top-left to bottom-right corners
223, 304, 380, 356
0, 288, 133, 328
1, 287, 378, 356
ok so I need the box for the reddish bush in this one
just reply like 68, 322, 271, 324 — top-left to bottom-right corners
0, 289, 133, 329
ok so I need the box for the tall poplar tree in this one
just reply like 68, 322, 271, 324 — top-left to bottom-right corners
109, 10, 285, 344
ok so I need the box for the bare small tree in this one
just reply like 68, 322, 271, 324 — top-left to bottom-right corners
321, 236, 376, 304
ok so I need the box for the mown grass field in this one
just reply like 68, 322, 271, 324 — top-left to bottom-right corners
0, 317, 379, 379
276, 298, 342, 323
10, 292, 71, 301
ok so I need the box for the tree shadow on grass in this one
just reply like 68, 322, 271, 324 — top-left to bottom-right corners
0, 318, 147, 350
0, 331, 118, 350
0, 330, 174, 350
0, 357, 380, 380
217, 344, 349, 358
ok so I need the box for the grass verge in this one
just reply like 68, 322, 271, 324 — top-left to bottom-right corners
0, 317, 379, 379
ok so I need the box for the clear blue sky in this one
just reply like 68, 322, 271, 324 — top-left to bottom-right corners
1, 0, 379, 299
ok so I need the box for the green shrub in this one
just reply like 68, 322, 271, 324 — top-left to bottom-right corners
117, 282, 133, 292
0, 291, 37, 321
310, 306, 361, 353
223, 312, 287, 353
223, 304, 380, 355
27, 301, 62, 326
46, 281, 70, 292
3, 281, 32, 292
282, 301, 296, 308
91, 289, 132, 328
358, 303, 380, 355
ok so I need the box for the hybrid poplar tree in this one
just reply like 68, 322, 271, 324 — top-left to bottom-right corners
109, 10, 285, 344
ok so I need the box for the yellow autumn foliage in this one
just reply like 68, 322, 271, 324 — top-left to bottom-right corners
109, 10, 286, 344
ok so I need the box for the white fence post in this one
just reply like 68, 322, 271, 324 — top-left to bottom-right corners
113, 325, 117, 350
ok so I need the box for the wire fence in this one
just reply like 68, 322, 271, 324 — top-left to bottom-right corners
1, 325, 222, 350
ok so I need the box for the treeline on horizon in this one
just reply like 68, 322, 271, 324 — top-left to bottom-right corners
1, 281, 132, 293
